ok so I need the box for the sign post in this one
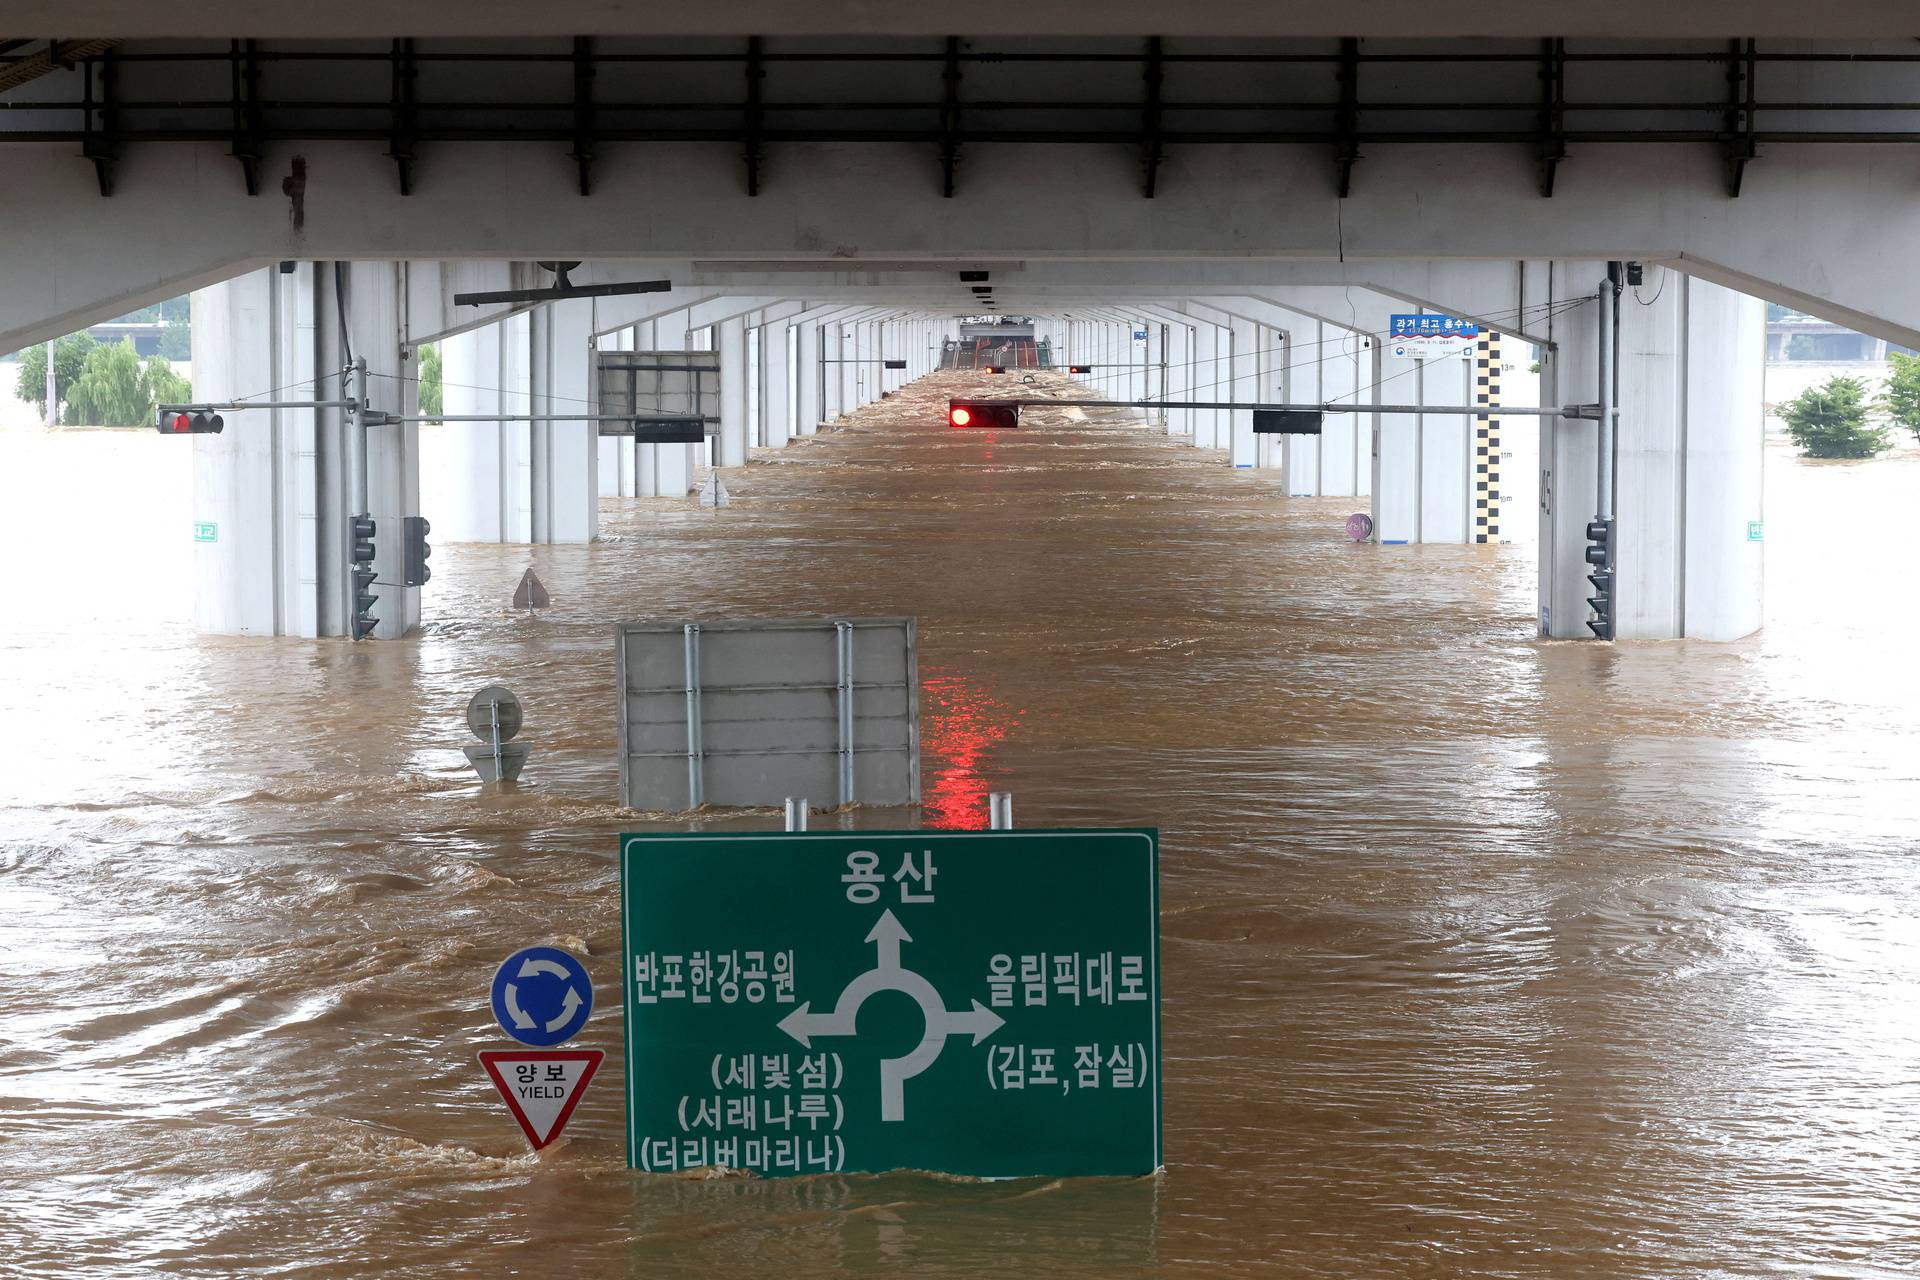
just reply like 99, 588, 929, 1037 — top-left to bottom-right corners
620, 829, 1160, 1178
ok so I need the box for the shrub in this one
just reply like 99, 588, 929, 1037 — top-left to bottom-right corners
1884, 351, 1920, 443
1776, 375, 1891, 459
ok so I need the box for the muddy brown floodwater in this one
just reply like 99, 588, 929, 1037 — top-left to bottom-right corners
3, 370, 1920, 1278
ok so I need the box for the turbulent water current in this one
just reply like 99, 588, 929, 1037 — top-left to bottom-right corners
2, 371, 1919, 1277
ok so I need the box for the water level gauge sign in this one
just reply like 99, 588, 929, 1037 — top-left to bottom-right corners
491, 945, 594, 1046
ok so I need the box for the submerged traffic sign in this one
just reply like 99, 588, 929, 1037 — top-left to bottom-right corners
619, 829, 1160, 1178
490, 946, 594, 1046
479, 1049, 604, 1150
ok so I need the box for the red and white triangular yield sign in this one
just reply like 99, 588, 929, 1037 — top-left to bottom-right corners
478, 1049, 604, 1151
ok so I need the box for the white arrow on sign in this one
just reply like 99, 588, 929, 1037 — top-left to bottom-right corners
545, 986, 584, 1032
506, 957, 585, 1032
776, 909, 1005, 1122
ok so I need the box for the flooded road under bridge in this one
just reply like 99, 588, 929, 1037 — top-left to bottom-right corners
3, 371, 1919, 1277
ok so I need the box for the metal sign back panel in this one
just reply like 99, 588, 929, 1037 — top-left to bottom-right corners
619, 829, 1161, 1178
596, 350, 720, 436
616, 617, 918, 811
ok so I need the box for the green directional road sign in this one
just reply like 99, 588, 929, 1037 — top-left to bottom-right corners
619, 828, 1160, 1178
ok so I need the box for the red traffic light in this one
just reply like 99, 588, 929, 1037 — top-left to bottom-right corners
1067, 365, 1092, 374
948, 400, 1020, 429
156, 409, 224, 435
983, 365, 1006, 374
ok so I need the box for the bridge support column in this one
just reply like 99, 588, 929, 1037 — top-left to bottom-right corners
440, 312, 532, 542
797, 319, 822, 434
1370, 343, 1477, 544
191, 262, 420, 638
190, 265, 322, 637
441, 300, 596, 541
1190, 322, 1220, 449
1540, 271, 1764, 640
1162, 320, 1193, 437
527, 299, 598, 542
1227, 315, 1258, 467
760, 317, 793, 449
718, 315, 749, 467
598, 324, 634, 497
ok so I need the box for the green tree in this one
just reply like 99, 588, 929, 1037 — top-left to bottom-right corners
417, 342, 443, 419
144, 354, 191, 408
13, 332, 98, 421
1883, 350, 1920, 443
158, 315, 191, 360
1777, 375, 1891, 459
63, 339, 193, 427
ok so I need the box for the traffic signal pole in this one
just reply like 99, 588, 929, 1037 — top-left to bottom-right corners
1596, 268, 1623, 639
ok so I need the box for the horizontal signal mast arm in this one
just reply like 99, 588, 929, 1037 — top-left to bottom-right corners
158, 400, 358, 411
1034, 399, 1603, 418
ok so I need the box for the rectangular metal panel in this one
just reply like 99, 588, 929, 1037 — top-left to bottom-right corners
1252, 409, 1323, 435
617, 617, 918, 811
596, 350, 720, 436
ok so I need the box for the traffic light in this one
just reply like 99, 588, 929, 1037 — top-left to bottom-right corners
351, 514, 378, 639
1067, 365, 1092, 374
948, 400, 1020, 429
1584, 518, 1615, 639
156, 408, 224, 434
983, 365, 1006, 375
402, 516, 432, 587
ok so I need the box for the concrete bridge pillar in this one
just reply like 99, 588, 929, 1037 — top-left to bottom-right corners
1159, 318, 1193, 437
1225, 314, 1259, 468
628, 317, 670, 497
1540, 271, 1764, 640
440, 311, 532, 542
1286, 325, 1369, 498
527, 299, 598, 543
760, 317, 793, 450
1370, 343, 1477, 544
191, 262, 421, 638
439, 299, 597, 542
598, 323, 635, 497
796, 319, 822, 435
718, 315, 749, 467
1189, 322, 1222, 450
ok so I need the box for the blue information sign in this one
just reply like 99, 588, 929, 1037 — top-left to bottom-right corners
490, 945, 594, 1046
1387, 313, 1481, 362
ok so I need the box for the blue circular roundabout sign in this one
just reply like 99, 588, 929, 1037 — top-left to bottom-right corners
490, 945, 594, 1046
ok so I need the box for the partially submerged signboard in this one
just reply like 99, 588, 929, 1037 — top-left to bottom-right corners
620, 829, 1161, 1178
615, 617, 918, 811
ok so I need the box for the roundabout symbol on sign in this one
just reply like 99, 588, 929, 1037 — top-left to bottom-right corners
490, 945, 594, 1047
776, 910, 1004, 1122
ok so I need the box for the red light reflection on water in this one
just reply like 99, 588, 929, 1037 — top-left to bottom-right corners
919, 670, 1021, 828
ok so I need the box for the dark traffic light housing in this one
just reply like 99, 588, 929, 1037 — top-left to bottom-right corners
156, 408, 224, 434
351, 514, 378, 639
948, 400, 1021, 429
1584, 518, 1615, 639
402, 515, 432, 587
